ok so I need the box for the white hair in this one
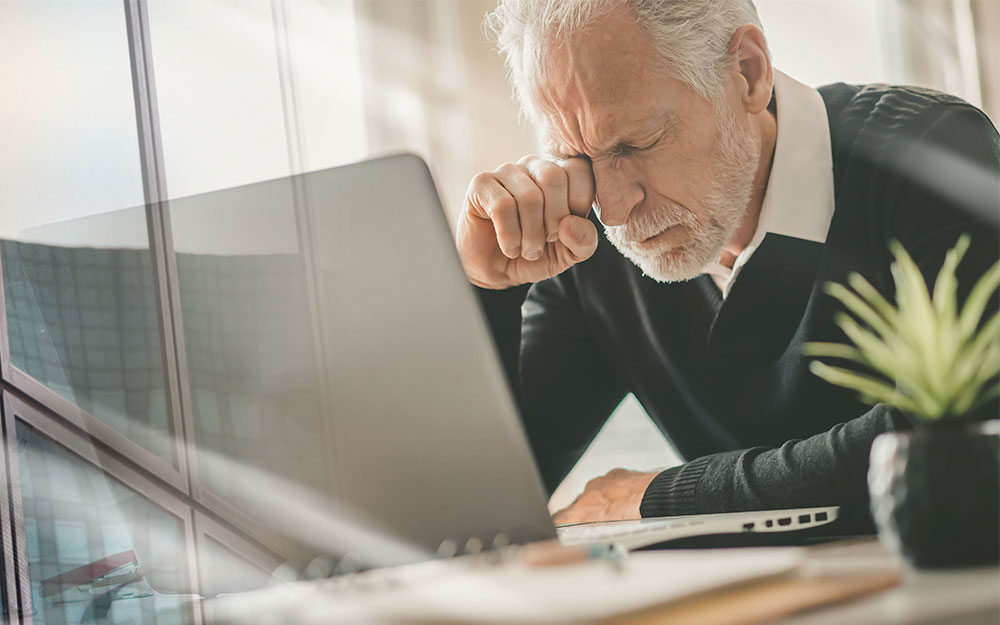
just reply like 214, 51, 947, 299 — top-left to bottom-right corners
485, 0, 765, 122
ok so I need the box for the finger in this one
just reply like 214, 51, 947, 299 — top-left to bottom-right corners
493, 163, 546, 261
523, 157, 570, 244
556, 215, 599, 264
562, 157, 596, 218
551, 508, 571, 525
467, 172, 522, 259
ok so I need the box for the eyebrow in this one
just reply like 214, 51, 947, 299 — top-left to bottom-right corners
546, 111, 677, 160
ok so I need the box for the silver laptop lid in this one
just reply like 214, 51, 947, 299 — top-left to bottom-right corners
298, 153, 558, 559
7, 153, 556, 593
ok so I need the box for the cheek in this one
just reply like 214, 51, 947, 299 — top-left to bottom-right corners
638, 143, 713, 209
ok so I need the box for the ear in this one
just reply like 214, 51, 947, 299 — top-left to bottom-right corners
729, 24, 773, 115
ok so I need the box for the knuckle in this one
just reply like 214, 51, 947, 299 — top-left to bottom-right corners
519, 187, 544, 211
470, 171, 494, 189
494, 162, 520, 177
487, 194, 516, 218
516, 153, 540, 166
536, 163, 567, 189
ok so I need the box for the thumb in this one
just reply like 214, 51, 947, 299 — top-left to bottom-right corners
557, 215, 598, 263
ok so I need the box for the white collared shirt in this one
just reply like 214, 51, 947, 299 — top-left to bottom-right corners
704, 70, 836, 298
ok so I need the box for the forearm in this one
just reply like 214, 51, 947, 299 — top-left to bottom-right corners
639, 404, 915, 533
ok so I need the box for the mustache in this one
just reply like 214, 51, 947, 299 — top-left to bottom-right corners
604, 203, 693, 242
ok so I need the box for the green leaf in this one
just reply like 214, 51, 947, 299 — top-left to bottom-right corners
957, 259, 1000, 343
808, 361, 922, 415
889, 240, 939, 367
824, 282, 894, 339
801, 342, 866, 361
836, 314, 943, 414
847, 273, 899, 325
932, 234, 969, 322
970, 383, 1000, 414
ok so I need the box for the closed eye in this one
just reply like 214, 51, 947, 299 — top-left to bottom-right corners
609, 136, 662, 160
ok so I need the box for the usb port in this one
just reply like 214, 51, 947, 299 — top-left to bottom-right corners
799, 514, 811, 523
777, 517, 792, 526
816, 512, 828, 521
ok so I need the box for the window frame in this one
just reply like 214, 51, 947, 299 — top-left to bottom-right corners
3, 391, 204, 625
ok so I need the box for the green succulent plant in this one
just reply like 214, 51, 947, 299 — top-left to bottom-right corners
803, 234, 1000, 421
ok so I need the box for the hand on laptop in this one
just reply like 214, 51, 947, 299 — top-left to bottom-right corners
457, 155, 599, 289
551, 468, 658, 525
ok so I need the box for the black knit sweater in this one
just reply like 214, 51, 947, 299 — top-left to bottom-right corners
478, 82, 1000, 533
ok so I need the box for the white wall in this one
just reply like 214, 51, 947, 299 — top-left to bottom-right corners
756, 0, 894, 88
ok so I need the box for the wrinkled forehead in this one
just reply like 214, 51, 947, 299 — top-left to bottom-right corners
522, 7, 678, 151
528, 29, 675, 156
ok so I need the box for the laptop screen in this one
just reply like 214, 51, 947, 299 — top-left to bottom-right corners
2, 155, 555, 604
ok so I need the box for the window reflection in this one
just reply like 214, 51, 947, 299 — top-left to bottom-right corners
179, 248, 330, 504
200, 537, 272, 597
1, 233, 174, 467
15, 426, 193, 624
169, 181, 333, 523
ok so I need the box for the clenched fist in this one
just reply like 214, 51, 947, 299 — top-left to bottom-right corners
456, 155, 599, 289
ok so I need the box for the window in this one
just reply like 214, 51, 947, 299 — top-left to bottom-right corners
9, 405, 195, 624
0, 1, 368, 617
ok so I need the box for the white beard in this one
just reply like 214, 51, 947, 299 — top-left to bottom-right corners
604, 103, 761, 283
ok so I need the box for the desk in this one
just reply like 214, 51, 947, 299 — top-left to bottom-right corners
618, 539, 999, 625
775, 564, 999, 625
212, 538, 998, 625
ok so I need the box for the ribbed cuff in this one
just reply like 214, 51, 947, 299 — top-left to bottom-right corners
639, 456, 714, 518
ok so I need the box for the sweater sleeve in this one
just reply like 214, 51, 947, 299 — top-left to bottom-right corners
478, 274, 628, 495
642, 100, 999, 533
640, 404, 912, 532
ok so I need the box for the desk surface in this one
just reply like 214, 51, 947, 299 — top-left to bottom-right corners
214, 537, 998, 625
775, 563, 999, 625
622, 538, 999, 625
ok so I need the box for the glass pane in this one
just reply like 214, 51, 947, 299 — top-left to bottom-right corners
200, 537, 273, 597
169, 182, 334, 527
15, 425, 193, 624
282, 0, 368, 170
1, 207, 174, 466
0, 1, 174, 467
199, 537, 275, 623
146, 0, 291, 198
0, 0, 144, 238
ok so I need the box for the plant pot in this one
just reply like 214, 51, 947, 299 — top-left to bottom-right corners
868, 420, 1000, 569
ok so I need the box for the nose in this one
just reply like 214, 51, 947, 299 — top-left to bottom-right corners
591, 160, 643, 227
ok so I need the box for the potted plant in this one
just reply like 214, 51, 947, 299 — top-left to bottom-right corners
804, 234, 999, 568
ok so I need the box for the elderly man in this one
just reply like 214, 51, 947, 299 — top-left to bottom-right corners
456, 0, 999, 532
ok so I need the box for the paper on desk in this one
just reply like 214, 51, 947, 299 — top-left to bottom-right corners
209, 547, 804, 625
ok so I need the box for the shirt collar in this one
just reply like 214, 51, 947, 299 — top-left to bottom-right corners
761, 69, 836, 244
703, 69, 836, 295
